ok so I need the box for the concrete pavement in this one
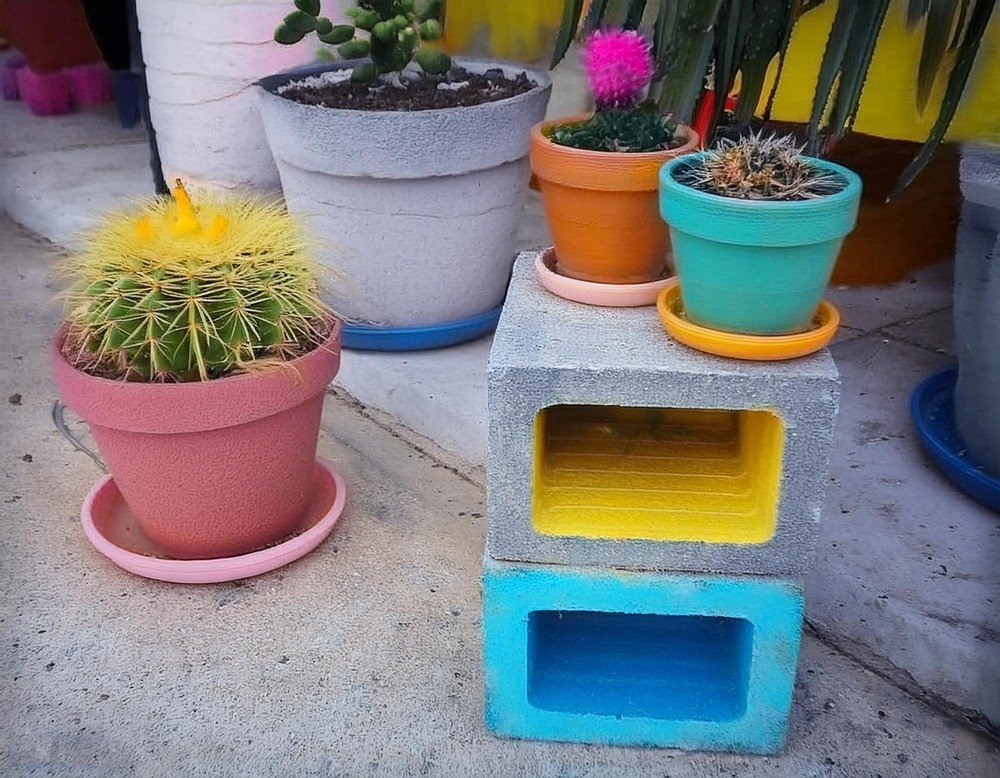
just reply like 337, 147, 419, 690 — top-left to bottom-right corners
2, 216, 999, 775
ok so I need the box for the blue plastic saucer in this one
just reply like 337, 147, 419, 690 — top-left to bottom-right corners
340, 304, 503, 352
910, 368, 1000, 513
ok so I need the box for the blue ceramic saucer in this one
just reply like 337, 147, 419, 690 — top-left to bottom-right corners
340, 304, 503, 352
911, 368, 1000, 513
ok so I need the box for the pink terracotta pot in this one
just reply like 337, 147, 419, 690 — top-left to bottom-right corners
52, 321, 343, 559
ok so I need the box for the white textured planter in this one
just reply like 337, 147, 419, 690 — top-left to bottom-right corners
256, 59, 552, 326
136, 0, 326, 192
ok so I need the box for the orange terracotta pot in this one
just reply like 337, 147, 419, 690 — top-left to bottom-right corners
530, 117, 699, 285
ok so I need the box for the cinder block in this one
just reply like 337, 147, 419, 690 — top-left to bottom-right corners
482, 556, 804, 754
487, 253, 840, 576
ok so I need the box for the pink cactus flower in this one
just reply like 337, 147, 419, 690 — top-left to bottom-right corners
581, 28, 655, 109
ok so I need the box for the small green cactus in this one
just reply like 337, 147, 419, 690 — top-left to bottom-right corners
549, 103, 681, 154
338, 39, 371, 59
346, 6, 380, 31
62, 181, 332, 382
372, 20, 395, 43
677, 132, 847, 201
283, 9, 318, 32
418, 19, 440, 41
274, 1, 451, 80
319, 24, 356, 45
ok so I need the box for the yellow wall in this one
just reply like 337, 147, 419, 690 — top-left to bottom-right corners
762, 0, 1000, 143
442, 0, 563, 62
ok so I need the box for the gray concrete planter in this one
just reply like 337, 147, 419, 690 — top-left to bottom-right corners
256, 59, 551, 327
955, 145, 1000, 478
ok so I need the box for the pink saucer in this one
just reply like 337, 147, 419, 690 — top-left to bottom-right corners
535, 247, 674, 307
81, 458, 346, 584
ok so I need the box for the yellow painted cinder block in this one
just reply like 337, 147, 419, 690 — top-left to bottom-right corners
532, 405, 784, 543
762, 0, 1000, 144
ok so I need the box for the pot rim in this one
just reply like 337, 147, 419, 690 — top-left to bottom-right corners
659, 153, 863, 246
51, 317, 342, 435
660, 152, 863, 211
255, 56, 552, 117
530, 115, 700, 192
536, 114, 699, 160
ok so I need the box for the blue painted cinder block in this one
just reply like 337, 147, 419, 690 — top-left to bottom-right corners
482, 556, 804, 754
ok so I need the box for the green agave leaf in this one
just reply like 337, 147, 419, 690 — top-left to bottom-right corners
908, 0, 931, 26
602, 0, 632, 27
551, 0, 585, 68
655, 0, 724, 120
735, 0, 795, 123
890, 0, 997, 198
583, 0, 611, 32
652, 0, 680, 66
762, 0, 806, 121
807, 0, 859, 153
949, 0, 973, 48
826, 0, 890, 139
917, 0, 960, 111
624, 0, 649, 29
711, 0, 754, 133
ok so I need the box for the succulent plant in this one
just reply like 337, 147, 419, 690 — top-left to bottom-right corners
550, 29, 680, 154
552, 0, 995, 197
274, 0, 450, 82
676, 132, 846, 201
62, 181, 333, 383
549, 105, 680, 153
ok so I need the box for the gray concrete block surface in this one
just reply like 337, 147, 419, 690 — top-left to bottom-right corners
486, 253, 840, 576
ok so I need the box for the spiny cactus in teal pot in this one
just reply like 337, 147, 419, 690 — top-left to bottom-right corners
274, 0, 450, 83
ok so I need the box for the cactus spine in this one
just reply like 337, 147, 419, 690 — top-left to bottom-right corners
274, 1, 451, 81
677, 132, 846, 201
63, 181, 332, 382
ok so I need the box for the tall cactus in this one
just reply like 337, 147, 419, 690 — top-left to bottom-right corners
274, 0, 450, 82
62, 181, 332, 383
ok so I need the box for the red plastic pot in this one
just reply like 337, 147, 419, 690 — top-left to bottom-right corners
0, 0, 102, 75
52, 321, 343, 560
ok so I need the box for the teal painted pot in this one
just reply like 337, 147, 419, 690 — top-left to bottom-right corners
659, 154, 862, 335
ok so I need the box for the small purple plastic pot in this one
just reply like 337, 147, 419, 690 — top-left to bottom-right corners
1, 54, 26, 101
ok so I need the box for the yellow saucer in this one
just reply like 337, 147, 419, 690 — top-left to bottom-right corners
656, 280, 840, 361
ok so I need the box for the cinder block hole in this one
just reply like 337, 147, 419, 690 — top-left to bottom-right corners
527, 610, 753, 721
532, 405, 783, 543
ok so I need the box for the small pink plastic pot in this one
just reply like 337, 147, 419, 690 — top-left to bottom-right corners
52, 321, 343, 560
16, 66, 71, 115
65, 63, 112, 106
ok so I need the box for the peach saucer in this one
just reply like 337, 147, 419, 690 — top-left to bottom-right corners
81, 458, 346, 584
656, 280, 840, 361
535, 247, 674, 307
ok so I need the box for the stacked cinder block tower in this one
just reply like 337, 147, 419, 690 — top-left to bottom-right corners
482, 253, 840, 754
